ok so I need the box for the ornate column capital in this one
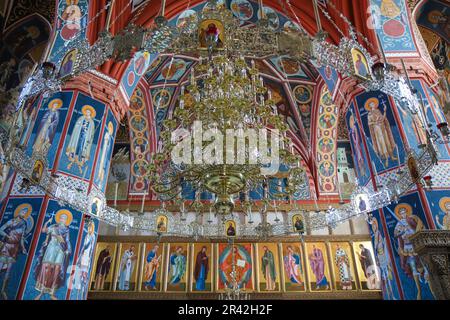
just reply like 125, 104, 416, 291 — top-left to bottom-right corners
63, 71, 129, 121
410, 230, 450, 300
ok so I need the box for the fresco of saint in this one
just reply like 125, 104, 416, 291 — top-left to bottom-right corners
365, 98, 398, 166
33, 99, 62, 156
34, 210, 72, 300
0, 204, 33, 300
283, 245, 303, 286
308, 244, 329, 290
66, 105, 96, 173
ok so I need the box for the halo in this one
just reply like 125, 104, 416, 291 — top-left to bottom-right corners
364, 97, 379, 111
55, 209, 73, 226
14, 203, 32, 219
439, 197, 450, 212
107, 121, 114, 134
394, 203, 412, 218
81, 105, 96, 118
66, 0, 79, 5
48, 99, 63, 110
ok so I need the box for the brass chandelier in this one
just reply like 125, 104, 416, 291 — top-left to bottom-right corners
147, 52, 305, 215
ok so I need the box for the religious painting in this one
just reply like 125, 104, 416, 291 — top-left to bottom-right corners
90, 197, 102, 216
337, 141, 357, 199
257, 6, 279, 30
141, 243, 164, 291
22, 200, 83, 300
114, 243, 140, 292
411, 80, 449, 159
156, 59, 190, 82
316, 65, 339, 96
352, 241, 381, 291
425, 191, 450, 231
152, 88, 172, 109
59, 93, 105, 179
120, 52, 158, 99
416, 0, 449, 41
198, 19, 225, 50
3, 14, 51, 60
90, 242, 117, 291
291, 214, 305, 233
355, 92, 405, 173
382, 193, 435, 300
60, 0, 83, 41
203, 0, 225, 12
305, 242, 331, 291
369, 0, 416, 52
368, 213, 401, 300
30, 160, 44, 183
94, 111, 118, 192
156, 215, 168, 233
351, 48, 371, 80
283, 21, 302, 33
230, 0, 254, 21
346, 103, 370, 185
270, 55, 307, 78
256, 243, 280, 292
191, 243, 213, 292
58, 48, 78, 79
293, 85, 312, 104
281, 243, 306, 292
218, 243, 253, 291
329, 242, 357, 290
166, 243, 189, 292
68, 218, 99, 300
26, 93, 72, 169
18, 98, 40, 147
0, 197, 43, 300
224, 220, 236, 238
105, 146, 131, 201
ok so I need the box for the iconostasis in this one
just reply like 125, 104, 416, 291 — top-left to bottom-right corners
87, 238, 382, 299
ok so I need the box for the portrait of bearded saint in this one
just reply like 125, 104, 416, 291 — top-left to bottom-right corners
366, 98, 397, 166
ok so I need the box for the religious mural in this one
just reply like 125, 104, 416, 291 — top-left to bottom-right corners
369, 0, 417, 52
382, 192, 435, 300
316, 65, 339, 97
0, 197, 43, 300
58, 93, 105, 179
316, 87, 338, 193
115, 243, 140, 291
346, 103, 372, 185
355, 91, 405, 173
368, 212, 401, 300
256, 243, 280, 292
26, 92, 73, 168
68, 218, 98, 300
141, 243, 164, 291
191, 243, 213, 292
218, 243, 253, 291
120, 51, 157, 99
90, 242, 117, 291
128, 87, 152, 194
94, 110, 118, 192
425, 191, 450, 231
48, 0, 88, 63
337, 141, 357, 199
166, 243, 188, 292
1, 14, 50, 91
22, 200, 83, 300
154, 58, 193, 83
